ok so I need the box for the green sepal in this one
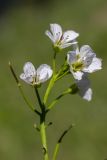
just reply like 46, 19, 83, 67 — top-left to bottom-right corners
53, 45, 62, 53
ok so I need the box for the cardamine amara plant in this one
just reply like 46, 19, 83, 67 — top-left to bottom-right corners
9, 23, 102, 160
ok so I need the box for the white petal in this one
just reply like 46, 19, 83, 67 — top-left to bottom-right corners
76, 75, 92, 101
37, 64, 53, 83
20, 73, 33, 84
84, 57, 102, 73
80, 45, 93, 55
60, 41, 77, 49
23, 62, 36, 77
71, 70, 84, 80
61, 30, 79, 43
50, 23, 62, 42
80, 45, 95, 66
67, 51, 77, 65
45, 30, 55, 43
83, 52, 95, 67
82, 88, 92, 101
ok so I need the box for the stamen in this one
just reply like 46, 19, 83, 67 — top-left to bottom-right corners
72, 61, 84, 72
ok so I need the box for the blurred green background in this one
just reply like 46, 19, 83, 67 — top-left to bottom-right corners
0, 0, 107, 160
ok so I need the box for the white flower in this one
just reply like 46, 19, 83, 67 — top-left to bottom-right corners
45, 23, 79, 50
76, 75, 92, 101
20, 62, 53, 85
67, 45, 102, 80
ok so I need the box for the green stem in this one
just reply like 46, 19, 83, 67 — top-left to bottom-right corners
52, 143, 59, 160
53, 52, 56, 74
43, 75, 55, 105
43, 52, 57, 105
52, 125, 73, 160
40, 119, 49, 160
48, 89, 72, 110
55, 70, 69, 81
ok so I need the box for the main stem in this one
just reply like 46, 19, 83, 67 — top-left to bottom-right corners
40, 114, 49, 160
34, 86, 49, 160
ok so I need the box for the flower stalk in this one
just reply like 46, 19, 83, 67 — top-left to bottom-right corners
43, 51, 57, 105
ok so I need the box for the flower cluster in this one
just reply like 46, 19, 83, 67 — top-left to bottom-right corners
20, 23, 102, 101
10, 23, 103, 160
